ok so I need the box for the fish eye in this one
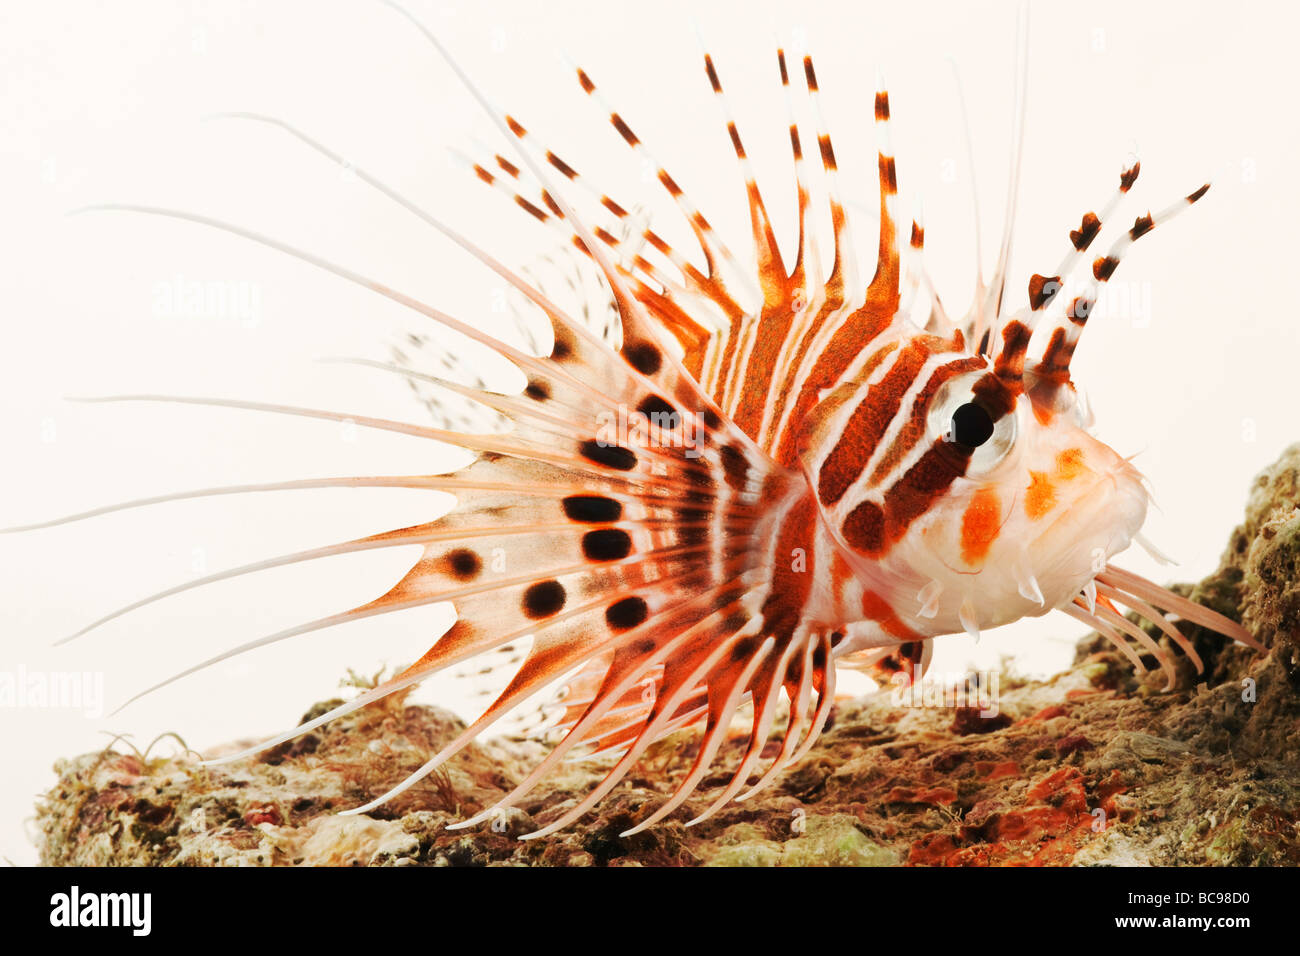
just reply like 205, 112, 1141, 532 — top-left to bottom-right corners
927, 373, 1019, 475
950, 402, 994, 448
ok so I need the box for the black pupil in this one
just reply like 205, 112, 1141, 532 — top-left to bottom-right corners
951, 402, 995, 448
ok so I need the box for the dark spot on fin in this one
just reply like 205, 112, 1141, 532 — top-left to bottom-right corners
551, 334, 574, 361
582, 528, 632, 562
623, 341, 662, 375
580, 439, 638, 471
523, 580, 566, 619
606, 596, 648, 631
637, 394, 680, 428
563, 495, 622, 523
443, 548, 482, 581
719, 444, 749, 490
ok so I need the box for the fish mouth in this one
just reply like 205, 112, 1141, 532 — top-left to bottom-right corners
1027, 463, 1149, 581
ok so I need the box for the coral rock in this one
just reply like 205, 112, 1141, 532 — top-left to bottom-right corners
35, 448, 1300, 866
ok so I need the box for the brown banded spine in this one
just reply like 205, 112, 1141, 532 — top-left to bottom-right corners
1027, 274, 1061, 311
1070, 212, 1101, 250
992, 320, 1032, 384
1120, 161, 1141, 191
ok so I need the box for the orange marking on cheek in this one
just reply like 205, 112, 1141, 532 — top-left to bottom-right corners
1025, 471, 1057, 520
960, 487, 1002, 565
861, 591, 923, 642
1055, 448, 1086, 481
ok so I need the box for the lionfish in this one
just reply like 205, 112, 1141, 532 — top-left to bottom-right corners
12, 4, 1264, 839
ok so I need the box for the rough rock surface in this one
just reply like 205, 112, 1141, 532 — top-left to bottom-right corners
36, 447, 1300, 866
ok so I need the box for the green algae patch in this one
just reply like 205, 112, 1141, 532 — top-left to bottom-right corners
780, 815, 899, 866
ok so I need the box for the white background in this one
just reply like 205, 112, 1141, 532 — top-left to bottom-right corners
1, 0, 1296, 865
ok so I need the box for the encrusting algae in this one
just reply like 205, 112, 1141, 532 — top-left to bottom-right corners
35, 446, 1300, 866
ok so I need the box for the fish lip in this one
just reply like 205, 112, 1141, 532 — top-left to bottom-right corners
1005, 469, 1145, 613
1026, 464, 1148, 558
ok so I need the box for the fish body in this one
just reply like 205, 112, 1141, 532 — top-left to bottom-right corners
13, 5, 1264, 838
